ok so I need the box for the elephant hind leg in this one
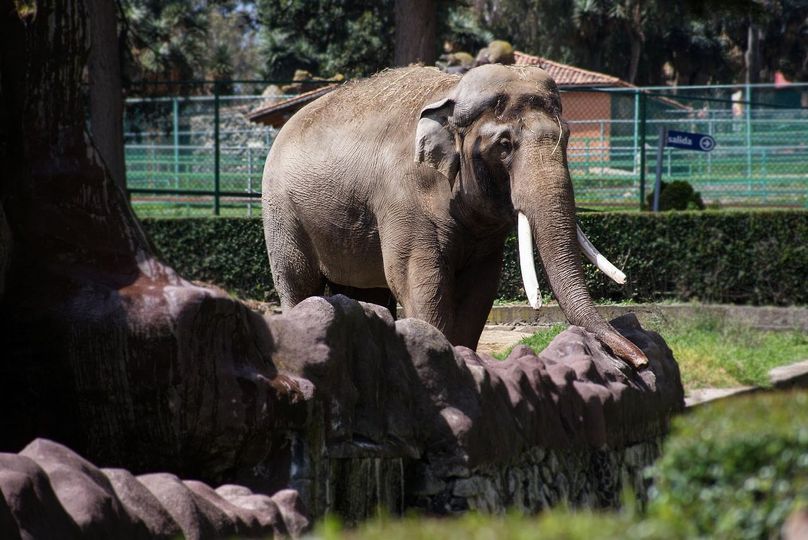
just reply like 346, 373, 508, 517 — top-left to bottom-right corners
266, 225, 326, 311
327, 282, 398, 319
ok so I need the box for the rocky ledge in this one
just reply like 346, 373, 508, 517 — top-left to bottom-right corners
1, 296, 684, 534
246, 296, 684, 520
0, 439, 308, 539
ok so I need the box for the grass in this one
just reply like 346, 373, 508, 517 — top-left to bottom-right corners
318, 509, 680, 540
495, 315, 808, 389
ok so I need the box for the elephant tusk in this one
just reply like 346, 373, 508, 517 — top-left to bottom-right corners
576, 225, 626, 285
518, 212, 542, 310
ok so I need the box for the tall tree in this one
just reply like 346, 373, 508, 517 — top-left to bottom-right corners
394, 0, 439, 65
0, 0, 305, 478
258, 0, 393, 79
88, 0, 126, 189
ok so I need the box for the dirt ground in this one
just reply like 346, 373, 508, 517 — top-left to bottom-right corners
475, 325, 538, 357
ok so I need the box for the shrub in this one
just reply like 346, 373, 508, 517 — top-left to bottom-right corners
142, 210, 808, 305
649, 390, 808, 539
645, 180, 705, 211
499, 210, 807, 305
142, 217, 277, 302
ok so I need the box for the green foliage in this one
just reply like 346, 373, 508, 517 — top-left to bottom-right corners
651, 315, 808, 388
453, 0, 808, 85
493, 324, 567, 360
503, 315, 808, 389
123, 0, 261, 87
257, 0, 394, 79
649, 390, 808, 538
318, 509, 679, 540
439, 4, 494, 55
142, 211, 808, 306
141, 217, 277, 302
645, 180, 705, 211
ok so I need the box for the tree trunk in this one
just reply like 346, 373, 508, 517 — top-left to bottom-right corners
394, 0, 437, 66
88, 0, 127, 190
627, 33, 642, 84
745, 21, 761, 84
0, 0, 307, 482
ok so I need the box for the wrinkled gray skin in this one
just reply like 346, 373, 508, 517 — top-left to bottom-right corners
263, 65, 647, 368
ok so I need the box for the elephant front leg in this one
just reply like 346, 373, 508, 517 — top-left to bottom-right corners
448, 253, 504, 350
389, 257, 457, 341
391, 252, 501, 350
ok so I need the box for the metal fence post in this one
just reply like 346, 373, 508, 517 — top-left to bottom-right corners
638, 91, 647, 210
745, 83, 753, 193
632, 91, 640, 175
173, 97, 179, 188
247, 146, 253, 217
213, 82, 221, 215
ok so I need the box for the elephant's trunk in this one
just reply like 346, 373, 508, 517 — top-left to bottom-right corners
515, 147, 648, 369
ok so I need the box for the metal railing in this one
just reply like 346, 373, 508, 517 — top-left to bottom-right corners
124, 81, 808, 216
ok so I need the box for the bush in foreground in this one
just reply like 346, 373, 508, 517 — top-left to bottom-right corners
649, 390, 808, 539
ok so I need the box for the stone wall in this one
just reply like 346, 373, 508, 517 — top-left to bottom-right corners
1, 295, 684, 534
237, 296, 684, 523
409, 442, 661, 514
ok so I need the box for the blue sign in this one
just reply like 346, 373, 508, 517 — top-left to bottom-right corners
666, 130, 716, 152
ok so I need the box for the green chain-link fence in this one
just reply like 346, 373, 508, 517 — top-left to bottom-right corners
125, 81, 808, 216
564, 84, 808, 209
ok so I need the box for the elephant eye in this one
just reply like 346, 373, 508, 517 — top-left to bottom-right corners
498, 138, 513, 158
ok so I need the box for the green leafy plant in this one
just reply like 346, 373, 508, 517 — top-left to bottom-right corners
645, 180, 705, 211
649, 390, 808, 539
142, 210, 808, 306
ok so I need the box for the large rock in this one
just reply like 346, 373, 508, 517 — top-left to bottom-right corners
269, 296, 683, 470
0, 453, 79, 539
0, 440, 309, 539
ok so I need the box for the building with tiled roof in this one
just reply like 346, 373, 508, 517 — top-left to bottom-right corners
513, 51, 630, 88
248, 53, 658, 169
248, 53, 637, 130
513, 51, 638, 166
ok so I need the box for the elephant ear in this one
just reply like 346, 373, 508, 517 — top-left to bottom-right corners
415, 97, 460, 187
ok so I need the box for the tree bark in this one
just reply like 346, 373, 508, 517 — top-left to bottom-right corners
394, 0, 438, 66
87, 0, 127, 190
0, 0, 307, 481
745, 21, 761, 84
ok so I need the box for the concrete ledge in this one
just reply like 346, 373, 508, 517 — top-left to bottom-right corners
686, 358, 808, 407
487, 304, 808, 332
770, 359, 808, 389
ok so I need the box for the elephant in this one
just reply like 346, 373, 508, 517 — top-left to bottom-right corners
262, 64, 648, 369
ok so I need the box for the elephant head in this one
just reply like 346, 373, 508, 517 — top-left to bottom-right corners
415, 64, 647, 369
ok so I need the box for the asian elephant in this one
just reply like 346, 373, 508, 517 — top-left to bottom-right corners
262, 64, 648, 369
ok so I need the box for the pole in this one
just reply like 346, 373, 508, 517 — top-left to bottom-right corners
638, 91, 647, 210
744, 82, 753, 193
632, 91, 639, 175
213, 82, 221, 215
653, 126, 667, 212
247, 147, 252, 217
172, 97, 179, 188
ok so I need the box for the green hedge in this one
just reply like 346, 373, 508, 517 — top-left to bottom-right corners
142, 210, 808, 305
649, 390, 808, 539
143, 217, 277, 302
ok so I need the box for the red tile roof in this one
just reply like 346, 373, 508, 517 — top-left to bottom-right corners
248, 56, 636, 126
513, 51, 630, 88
